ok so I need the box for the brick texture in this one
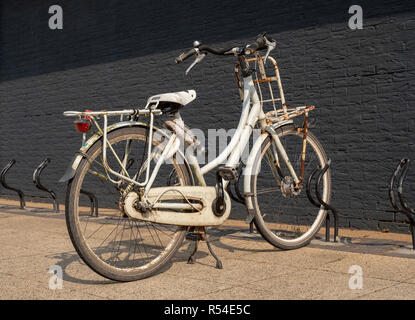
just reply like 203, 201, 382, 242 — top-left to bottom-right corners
1, 0, 415, 232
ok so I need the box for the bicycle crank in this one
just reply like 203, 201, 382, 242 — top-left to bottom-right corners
124, 186, 231, 226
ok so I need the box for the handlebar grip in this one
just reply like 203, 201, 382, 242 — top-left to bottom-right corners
175, 48, 197, 64
244, 35, 268, 55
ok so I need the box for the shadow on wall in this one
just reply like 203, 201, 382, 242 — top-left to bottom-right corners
1, 0, 415, 82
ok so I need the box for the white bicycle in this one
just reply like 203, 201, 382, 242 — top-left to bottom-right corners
61, 33, 331, 282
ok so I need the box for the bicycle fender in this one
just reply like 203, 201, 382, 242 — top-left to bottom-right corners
243, 121, 294, 220
243, 132, 268, 213
59, 121, 155, 183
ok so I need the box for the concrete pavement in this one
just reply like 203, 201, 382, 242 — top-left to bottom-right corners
1, 200, 415, 300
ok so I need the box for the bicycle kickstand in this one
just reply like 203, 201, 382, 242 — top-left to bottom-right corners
186, 227, 223, 269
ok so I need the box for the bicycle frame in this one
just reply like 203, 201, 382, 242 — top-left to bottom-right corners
66, 83, 298, 196
105, 77, 290, 187
63, 56, 309, 215
187, 74, 299, 186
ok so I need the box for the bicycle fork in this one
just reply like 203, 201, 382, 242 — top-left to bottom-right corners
264, 112, 309, 189
243, 119, 308, 223
265, 125, 300, 185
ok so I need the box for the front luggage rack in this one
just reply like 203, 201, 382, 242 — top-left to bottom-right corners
265, 105, 315, 123
235, 53, 315, 123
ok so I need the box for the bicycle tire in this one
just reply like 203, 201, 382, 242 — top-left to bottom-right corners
65, 126, 192, 282
251, 125, 331, 250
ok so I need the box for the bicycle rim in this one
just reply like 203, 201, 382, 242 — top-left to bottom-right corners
65, 127, 192, 281
252, 126, 331, 249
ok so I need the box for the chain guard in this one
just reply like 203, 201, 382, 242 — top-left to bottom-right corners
124, 186, 231, 226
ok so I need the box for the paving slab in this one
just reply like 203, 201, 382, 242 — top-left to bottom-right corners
316, 251, 415, 283
1, 206, 415, 300
241, 269, 399, 300
355, 283, 415, 300
0, 273, 103, 300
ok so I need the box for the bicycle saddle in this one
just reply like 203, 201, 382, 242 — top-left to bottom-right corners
147, 90, 196, 114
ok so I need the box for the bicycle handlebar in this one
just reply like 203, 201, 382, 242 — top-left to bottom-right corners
244, 35, 267, 55
175, 33, 275, 64
175, 45, 234, 64
198, 44, 235, 55
175, 48, 197, 64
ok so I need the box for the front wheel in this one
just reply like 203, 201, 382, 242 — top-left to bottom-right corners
251, 125, 331, 250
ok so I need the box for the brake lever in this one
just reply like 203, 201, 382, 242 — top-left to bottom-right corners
185, 52, 206, 75
263, 37, 276, 63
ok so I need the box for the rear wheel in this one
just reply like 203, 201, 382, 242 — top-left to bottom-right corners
251, 125, 331, 250
65, 127, 192, 282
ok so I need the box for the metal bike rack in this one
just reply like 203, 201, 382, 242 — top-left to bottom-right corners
0, 160, 26, 209
388, 158, 415, 249
306, 159, 339, 242
80, 189, 99, 217
225, 164, 255, 233
33, 158, 59, 213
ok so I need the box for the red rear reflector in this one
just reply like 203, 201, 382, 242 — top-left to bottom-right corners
74, 119, 90, 133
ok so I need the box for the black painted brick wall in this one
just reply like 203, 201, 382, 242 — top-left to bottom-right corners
1, 0, 415, 232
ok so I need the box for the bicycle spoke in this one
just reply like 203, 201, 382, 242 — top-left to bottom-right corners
254, 129, 329, 247
67, 127, 189, 281
255, 187, 280, 195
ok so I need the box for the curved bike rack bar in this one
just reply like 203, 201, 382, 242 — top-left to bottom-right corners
80, 189, 99, 217
32, 158, 59, 213
388, 158, 415, 249
0, 160, 25, 209
306, 159, 339, 242
225, 165, 245, 205
225, 164, 255, 233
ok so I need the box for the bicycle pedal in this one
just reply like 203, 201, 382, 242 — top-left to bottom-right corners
217, 166, 238, 181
